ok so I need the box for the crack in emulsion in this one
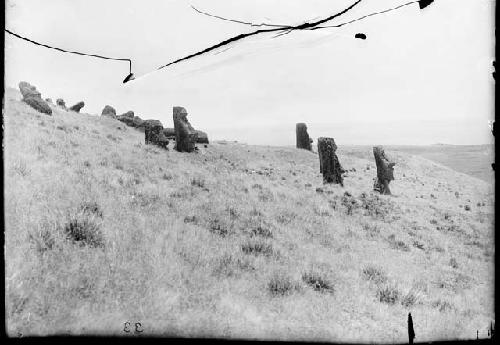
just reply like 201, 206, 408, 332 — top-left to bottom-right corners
156, 0, 364, 71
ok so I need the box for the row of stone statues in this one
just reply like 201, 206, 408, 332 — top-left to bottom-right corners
98, 104, 208, 152
17, 81, 208, 153
19, 81, 85, 115
142, 106, 206, 152
296, 123, 395, 195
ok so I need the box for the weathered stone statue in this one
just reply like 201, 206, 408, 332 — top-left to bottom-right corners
173, 106, 198, 152
69, 101, 85, 113
101, 105, 117, 118
117, 112, 144, 128
373, 146, 395, 195
317, 137, 344, 185
18, 81, 52, 115
56, 98, 66, 109
296, 123, 312, 150
145, 120, 168, 149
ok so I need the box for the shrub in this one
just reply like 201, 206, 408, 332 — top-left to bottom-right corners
268, 271, 300, 296
302, 271, 334, 293
362, 265, 388, 285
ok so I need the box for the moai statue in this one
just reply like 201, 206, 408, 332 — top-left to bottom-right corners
69, 101, 85, 113
373, 146, 395, 195
296, 123, 312, 151
56, 98, 67, 110
173, 106, 198, 152
18, 81, 52, 115
317, 137, 345, 185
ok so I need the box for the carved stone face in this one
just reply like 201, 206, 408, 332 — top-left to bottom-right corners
173, 106, 188, 118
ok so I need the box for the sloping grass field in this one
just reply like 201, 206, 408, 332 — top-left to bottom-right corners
3, 88, 495, 341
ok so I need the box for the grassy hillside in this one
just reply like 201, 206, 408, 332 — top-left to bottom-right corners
3, 88, 495, 341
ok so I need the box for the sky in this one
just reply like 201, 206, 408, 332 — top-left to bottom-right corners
4, 0, 496, 145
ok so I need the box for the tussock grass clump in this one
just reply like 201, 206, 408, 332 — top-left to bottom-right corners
412, 240, 425, 250
191, 177, 206, 189
56, 124, 71, 133
340, 192, 359, 215
80, 201, 103, 218
388, 234, 410, 251
268, 271, 301, 296
162, 173, 173, 180
209, 219, 228, 237
401, 288, 422, 308
362, 265, 388, 285
359, 193, 400, 221
184, 215, 197, 224
376, 282, 400, 304
12, 160, 31, 177
275, 210, 297, 225
28, 223, 56, 254
301, 271, 335, 294
169, 186, 195, 199
241, 239, 273, 256
258, 189, 274, 202
64, 211, 104, 248
432, 299, 455, 312
106, 133, 121, 142
131, 191, 160, 207
249, 225, 273, 238
361, 222, 380, 238
213, 253, 255, 277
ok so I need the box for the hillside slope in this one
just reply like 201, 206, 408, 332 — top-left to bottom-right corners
3, 88, 495, 341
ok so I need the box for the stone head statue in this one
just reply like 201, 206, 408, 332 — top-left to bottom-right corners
173, 106, 188, 119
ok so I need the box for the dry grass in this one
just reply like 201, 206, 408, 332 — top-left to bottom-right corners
3, 87, 495, 341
